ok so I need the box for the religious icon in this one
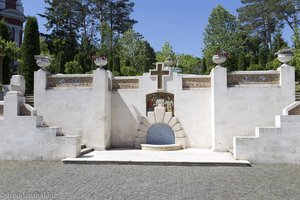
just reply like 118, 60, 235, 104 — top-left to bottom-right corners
146, 92, 174, 116
164, 96, 174, 113
147, 95, 157, 111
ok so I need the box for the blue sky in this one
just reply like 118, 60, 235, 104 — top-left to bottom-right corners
22, 0, 293, 57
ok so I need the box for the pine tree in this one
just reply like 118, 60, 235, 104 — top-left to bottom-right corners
57, 51, 66, 73
201, 58, 207, 74
19, 16, 40, 94
258, 48, 267, 67
203, 5, 245, 71
238, 52, 245, 71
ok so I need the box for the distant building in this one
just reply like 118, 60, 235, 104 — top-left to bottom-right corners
0, 0, 26, 47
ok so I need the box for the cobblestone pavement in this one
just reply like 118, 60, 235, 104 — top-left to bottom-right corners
0, 162, 299, 200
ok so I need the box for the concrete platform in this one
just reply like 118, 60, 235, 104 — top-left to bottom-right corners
63, 148, 251, 166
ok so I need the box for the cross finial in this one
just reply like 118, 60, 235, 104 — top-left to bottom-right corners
150, 63, 170, 90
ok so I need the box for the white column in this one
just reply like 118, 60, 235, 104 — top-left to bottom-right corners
210, 66, 228, 151
4, 91, 25, 120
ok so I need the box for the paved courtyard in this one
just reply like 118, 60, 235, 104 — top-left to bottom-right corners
0, 162, 299, 200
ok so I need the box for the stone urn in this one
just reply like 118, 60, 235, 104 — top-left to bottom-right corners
164, 56, 176, 67
277, 53, 293, 65
35, 55, 52, 71
212, 55, 227, 65
94, 56, 108, 70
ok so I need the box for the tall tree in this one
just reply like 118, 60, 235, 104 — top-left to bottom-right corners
156, 42, 176, 62
40, 0, 82, 59
176, 54, 201, 74
90, 0, 137, 71
118, 29, 155, 75
201, 58, 207, 74
238, 0, 278, 50
272, 0, 300, 45
19, 16, 40, 94
203, 5, 245, 71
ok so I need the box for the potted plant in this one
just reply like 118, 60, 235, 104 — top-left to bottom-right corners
275, 48, 294, 64
212, 50, 229, 65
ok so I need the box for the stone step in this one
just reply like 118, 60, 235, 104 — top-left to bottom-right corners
78, 147, 94, 157
141, 144, 182, 151
81, 144, 86, 149
25, 94, 34, 107
228, 148, 233, 154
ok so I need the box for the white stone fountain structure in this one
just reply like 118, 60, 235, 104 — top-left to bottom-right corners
137, 99, 186, 151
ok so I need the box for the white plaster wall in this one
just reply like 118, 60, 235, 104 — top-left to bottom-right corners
111, 72, 212, 148
211, 65, 295, 151
0, 92, 80, 161
234, 115, 300, 164
34, 69, 111, 150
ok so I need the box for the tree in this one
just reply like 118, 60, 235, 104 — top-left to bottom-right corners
90, 0, 137, 71
64, 60, 83, 74
0, 38, 20, 84
118, 29, 155, 75
238, 0, 278, 50
203, 5, 245, 71
238, 52, 246, 71
142, 40, 156, 72
156, 42, 176, 62
40, 0, 81, 60
272, 0, 300, 44
0, 19, 11, 84
258, 48, 268, 67
201, 58, 207, 74
176, 54, 201, 74
75, 36, 96, 73
56, 51, 66, 73
19, 16, 40, 94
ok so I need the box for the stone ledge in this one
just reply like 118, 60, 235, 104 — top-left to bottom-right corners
141, 144, 182, 151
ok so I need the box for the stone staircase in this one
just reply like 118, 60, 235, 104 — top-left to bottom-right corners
0, 91, 81, 160
78, 144, 94, 157
296, 92, 300, 101
25, 94, 34, 107
233, 102, 300, 164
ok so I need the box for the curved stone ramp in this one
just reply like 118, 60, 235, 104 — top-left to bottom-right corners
135, 105, 187, 149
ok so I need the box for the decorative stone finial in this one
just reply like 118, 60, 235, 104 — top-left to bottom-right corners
276, 49, 293, 65
164, 56, 176, 68
212, 51, 228, 66
35, 55, 52, 71
94, 55, 108, 70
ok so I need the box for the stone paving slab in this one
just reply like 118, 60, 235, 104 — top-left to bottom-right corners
63, 148, 251, 166
0, 161, 299, 200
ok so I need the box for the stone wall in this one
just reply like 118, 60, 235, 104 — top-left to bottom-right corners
111, 73, 212, 149
211, 66, 295, 151
33, 63, 295, 153
34, 69, 111, 150
234, 111, 300, 164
